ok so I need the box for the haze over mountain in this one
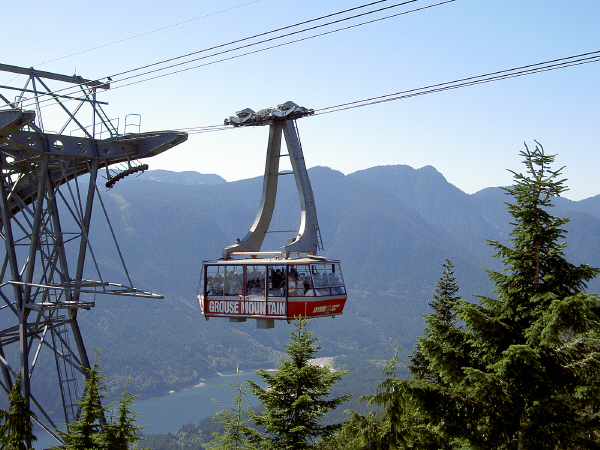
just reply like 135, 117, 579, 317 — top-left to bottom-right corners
29, 163, 600, 422
141, 170, 226, 186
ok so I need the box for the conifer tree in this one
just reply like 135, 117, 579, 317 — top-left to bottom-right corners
208, 364, 258, 450
403, 259, 464, 449
339, 258, 464, 450
410, 143, 600, 448
408, 259, 462, 385
102, 380, 145, 449
249, 316, 350, 449
54, 353, 146, 450
0, 374, 37, 450
341, 350, 418, 450
54, 357, 107, 450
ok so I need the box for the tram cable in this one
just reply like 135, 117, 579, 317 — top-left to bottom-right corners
106, 0, 398, 81
12, 0, 421, 109
33, 0, 265, 68
1, 0, 266, 87
11, 0, 442, 111
172, 50, 600, 135
313, 50, 600, 115
108, 0, 451, 92
6, 4, 598, 136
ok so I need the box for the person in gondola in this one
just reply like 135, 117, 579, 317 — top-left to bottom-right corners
298, 274, 314, 297
299, 274, 310, 296
250, 279, 263, 295
288, 269, 299, 296
313, 272, 329, 296
296, 275, 306, 296
271, 269, 283, 294
280, 279, 286, 296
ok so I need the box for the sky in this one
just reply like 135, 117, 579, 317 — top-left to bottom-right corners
3, 0, 600, 200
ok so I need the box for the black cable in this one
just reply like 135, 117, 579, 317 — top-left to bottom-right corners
34, 1, 265, 68
108, 0, 396, 80
9, 0, 423, 110
9, 2, 596, 134
313, 51, 600, 115
110, 0, 450, 91
172, 50, 600, 134
1, 0, 265, 88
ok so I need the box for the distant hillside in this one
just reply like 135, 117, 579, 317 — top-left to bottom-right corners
31, 164, 600, 422
349, 165, 502, 267
143, 169, 226, 185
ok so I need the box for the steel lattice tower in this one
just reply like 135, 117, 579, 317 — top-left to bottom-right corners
0, 64, 187, 445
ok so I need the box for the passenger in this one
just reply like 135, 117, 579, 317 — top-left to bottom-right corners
299, 274, 311, 296
206, 276, 214, 295
297, 275, 306, 296
216, 275, 224, 295
231, 272, 242, 295
271, 269, 284, 294
303, 274, 315, 297
270, 269, 278, 291
315, 273, 326, 287
288, 269, 299, 296
331, 275, 344, 294
280, 280, 286, 296
249, 280, 261, 295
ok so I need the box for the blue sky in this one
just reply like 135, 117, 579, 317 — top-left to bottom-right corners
3, 0, 599, 199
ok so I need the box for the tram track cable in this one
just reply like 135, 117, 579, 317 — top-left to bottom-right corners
33, 0, 266, 68
9, 4, 597, 136
0, 0, 266, 88
11, 0, 416, 109
108, 0, 451, 92
173, 50, 600, 135
10, 0, 444, 111
106, 0, 400, 81
313, 50, 600, 114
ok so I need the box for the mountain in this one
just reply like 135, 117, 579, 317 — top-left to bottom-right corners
142, 169, 227, 185
21, 165, 600, 421
348, 165, 502, 267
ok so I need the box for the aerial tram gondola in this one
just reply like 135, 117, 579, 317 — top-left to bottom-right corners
197, 102, 347, 328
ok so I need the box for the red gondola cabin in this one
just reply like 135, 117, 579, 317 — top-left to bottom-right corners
198, 257, 346, 327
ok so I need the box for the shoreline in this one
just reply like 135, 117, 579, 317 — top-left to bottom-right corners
137, 356, 335, 399
138, 366, 276, 400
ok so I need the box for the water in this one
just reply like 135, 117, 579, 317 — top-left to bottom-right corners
34, 370, 267, 449
133, 370, 266, 434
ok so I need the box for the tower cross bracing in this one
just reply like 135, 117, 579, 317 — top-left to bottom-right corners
0, 64, 187, 445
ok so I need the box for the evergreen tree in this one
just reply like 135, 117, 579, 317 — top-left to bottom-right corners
248, 316, 350, 449
341, 350, 418, 450
102, 380, 146, 449
404, 259, 464, 449
410, 143, 600, 448
208, 364, 258, 450
54, 353, 146, 450
328, 261, 464, 449
54, 356, 108, 450
408, 259, 461, 385
0, 375, 37, 450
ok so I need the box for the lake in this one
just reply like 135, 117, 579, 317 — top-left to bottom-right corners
34, 370, 267, 449
134, 370, 267, 434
